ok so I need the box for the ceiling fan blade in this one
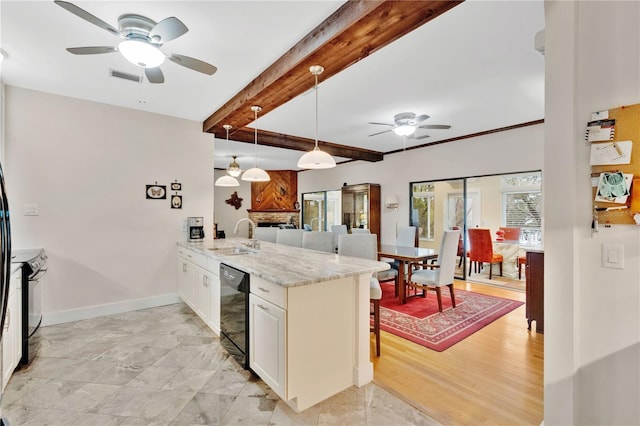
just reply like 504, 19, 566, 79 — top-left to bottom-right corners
418, 124, 451, 130
368, 129, 392, 137
145, 67, 165, 84
413, 114, 430, 124
66, 46, 117, 55
168, 54, 217, 75
150, 17, 188, 44
413, 134, 431, 140
368, 122, 394, 127
54, 1, 119, 36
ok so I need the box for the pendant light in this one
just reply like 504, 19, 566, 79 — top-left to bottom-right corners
227, 156, 242, 177
214, 124, 240, 187
297, 65, 336, 169
241, 106, 271, 182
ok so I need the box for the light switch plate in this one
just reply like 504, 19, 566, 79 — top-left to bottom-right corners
23, 204, 39, 216
602, 243, 624, 269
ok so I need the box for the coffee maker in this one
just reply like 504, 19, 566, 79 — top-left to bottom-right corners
187, 217, 205, 241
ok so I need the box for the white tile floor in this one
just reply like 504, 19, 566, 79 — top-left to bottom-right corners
2, 303, 440, 425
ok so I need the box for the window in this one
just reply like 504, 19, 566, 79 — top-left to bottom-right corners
502, 173, 542, 242
411, 183, 435, 240
301, 190, 341, 231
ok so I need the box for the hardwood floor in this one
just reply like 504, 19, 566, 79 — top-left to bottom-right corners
371, 279, 543, 425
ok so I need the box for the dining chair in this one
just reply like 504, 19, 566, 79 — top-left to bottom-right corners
331, 224, 348, 252
498, 226, 521, 241
338, 233, 395, 356
351, 228, 370, 234
301, 231, 335, 253
518, 255, 526, 280
253, 227, 278, 243
467, 228, 503, 279
406, 229, 460, 312
275, 229, 304, 247
396, 226, 417, 247
451, 226, 465, 267
388, 226, 418, 294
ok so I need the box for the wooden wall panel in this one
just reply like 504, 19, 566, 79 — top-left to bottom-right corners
251, 170, 298, 211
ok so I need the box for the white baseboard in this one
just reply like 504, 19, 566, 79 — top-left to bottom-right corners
42, 293, 181, 326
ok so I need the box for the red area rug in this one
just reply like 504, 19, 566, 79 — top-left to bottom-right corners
379, 283, 523, 352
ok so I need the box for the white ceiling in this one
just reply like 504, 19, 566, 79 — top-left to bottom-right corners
0, 0, 545, 172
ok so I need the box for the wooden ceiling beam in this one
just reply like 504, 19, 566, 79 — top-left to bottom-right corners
228, 128, 384, 162
203, 0, 463, 161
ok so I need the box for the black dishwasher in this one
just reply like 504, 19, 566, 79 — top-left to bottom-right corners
219, 263, 250, 369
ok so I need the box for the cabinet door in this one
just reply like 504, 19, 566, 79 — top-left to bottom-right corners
249, 293, 286, 398
207, 271, 220, 334
178, 259, 190, 302
195, 268, 211, 323
3, 270, 22, 391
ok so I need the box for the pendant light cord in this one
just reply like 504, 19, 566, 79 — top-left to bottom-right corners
254, 108, 258, 167
314, 72, 319, 149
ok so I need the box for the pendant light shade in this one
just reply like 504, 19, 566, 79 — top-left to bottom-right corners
242, 106, 270, 182
215, 124, 240, 187
297, 65, 336, 170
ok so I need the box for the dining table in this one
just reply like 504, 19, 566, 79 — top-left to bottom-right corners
378, 244, 438, 304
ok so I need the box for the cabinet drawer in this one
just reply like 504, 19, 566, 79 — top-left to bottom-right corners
251, 275, 286, 309
180, 249, 207, 268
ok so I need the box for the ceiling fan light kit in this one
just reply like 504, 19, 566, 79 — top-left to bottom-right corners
215, 124, 240, 187
297, 65, 336, 170
393, 124, 415, 136
242, 106, 270, 182
118, 39, 165, 68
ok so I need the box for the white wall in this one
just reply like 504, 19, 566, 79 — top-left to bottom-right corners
5, 87, 214, 323
213, 169, 251, 238
545, 1, 640, 424
298, 123, 544, 247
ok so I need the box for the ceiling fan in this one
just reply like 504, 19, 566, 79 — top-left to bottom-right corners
368, 112, 451, 140
54, 0, 217, 84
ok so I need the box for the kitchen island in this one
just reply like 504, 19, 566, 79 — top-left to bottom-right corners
177, 238, 389, 412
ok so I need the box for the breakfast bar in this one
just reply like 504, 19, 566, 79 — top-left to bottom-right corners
177, 238, 390, 412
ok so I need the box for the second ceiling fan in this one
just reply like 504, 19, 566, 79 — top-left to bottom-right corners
368, 112, 451, 140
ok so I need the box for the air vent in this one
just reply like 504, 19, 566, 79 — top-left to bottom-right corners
109, 69, 141, 83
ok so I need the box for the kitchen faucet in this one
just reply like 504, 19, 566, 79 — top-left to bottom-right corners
233, 218, 259, 248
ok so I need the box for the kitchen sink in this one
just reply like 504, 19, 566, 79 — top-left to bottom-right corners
208, 246, 256, 255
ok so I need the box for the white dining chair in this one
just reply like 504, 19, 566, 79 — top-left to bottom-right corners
396, 226, 417, 247
337, 233, 388, 356
253, 227, 278, 243
331, 224, 348, 252
275, 229, 304, 247
351, 228, 370, 234
406, 229, 460, 312
302, 231, 335, 253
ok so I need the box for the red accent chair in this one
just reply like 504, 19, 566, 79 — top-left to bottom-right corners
499, 227, 521, 241
518, 255, 527, 280
468, 228, 503, 279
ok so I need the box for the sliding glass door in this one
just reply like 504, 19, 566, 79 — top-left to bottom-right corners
410, 171, 541, 281
301, 190, 341, 231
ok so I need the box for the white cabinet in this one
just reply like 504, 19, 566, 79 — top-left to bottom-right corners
3, 266, 22, 391
249, 275, 287, 399
177, 247, 220, 336
249, 293, 286, 397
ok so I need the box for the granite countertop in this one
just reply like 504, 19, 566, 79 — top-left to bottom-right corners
178, 238, 389, 288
